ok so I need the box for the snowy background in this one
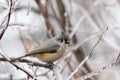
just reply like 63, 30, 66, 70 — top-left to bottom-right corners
0, 0, 120, 80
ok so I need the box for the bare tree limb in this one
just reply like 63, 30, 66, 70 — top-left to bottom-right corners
66, 27, 108, 80
0, 57, 54, 70
80, 53, 120, 80
0, 0, 12, 40
0, 52, 34, 79
36, 0, 55, 37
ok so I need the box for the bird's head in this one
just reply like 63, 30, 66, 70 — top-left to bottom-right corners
55, 31, 70, 44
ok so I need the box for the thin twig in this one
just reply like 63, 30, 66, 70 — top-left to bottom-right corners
10, 63, 34, 79
35, 0, 55, 36
0, 52, 34, 78
49, 0, 64, 28
69, 15, 86, 39
66, 28, 107, 80
80, 53, 120, 80
58, 32, 100, 68
0, 57, 54, 70
0, 0, 21, 29
0, 0, 12, 40
66, 56, 89, 80
26, 0, 31, 15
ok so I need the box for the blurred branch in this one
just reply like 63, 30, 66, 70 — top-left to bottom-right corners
15, 6, 40, 14
0, 57, 54, 70
0, 52, 34, 79
0, 2, 8, 10
18, 28, 29, 53
49, 0, 65, 30
0, 0, 20, 29
26, 0, 31, 15
0, 56, 55, 79
59, 33, 99, 73
0, 0, 12, 40
66, 3, 90, 78
66, 27, 108, 80
65, 58, 79, 79
35, 0, 55, 36
56, 0, 65, 30
69, 15, 86, 39
80, 52, 120, 80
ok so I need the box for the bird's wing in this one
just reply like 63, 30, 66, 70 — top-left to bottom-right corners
11, 40, 60, 61
29, 42, 60, 54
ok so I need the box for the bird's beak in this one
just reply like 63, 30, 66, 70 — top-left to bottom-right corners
65, 39, 70, 44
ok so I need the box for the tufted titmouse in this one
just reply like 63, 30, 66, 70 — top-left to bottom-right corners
12, 32, 70, 63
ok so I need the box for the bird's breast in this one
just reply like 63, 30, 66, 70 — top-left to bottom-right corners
36, 45, 67, 62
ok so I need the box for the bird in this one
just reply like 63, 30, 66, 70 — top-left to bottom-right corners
11, 32, 70, 64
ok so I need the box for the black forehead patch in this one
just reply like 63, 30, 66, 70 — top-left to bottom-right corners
55, 32, 70, 43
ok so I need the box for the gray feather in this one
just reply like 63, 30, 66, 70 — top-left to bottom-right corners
29, 39, 60, 54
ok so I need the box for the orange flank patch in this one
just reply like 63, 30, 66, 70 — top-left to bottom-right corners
38, 52, 54, 58
35, 52, 56, 62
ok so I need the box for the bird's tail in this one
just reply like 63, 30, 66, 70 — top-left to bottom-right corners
10, 53, 35, 62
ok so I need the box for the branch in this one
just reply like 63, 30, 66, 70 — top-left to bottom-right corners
0, 57, 54, 70
0, 52, 34, 79
35, 0, 55, 36
66, 27, 108, 80
0, 0, 12, 40
80, 53, 120, 80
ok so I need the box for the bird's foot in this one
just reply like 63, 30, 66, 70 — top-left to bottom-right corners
47, 62, 58, 76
